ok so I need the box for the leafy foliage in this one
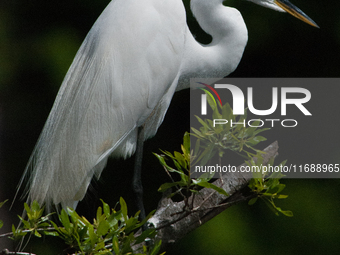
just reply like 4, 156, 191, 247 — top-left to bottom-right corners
8, 199, 162, 255
10, 200, 54, 240
155, 93, 292, 217
154, 132, 228, 200
247, 154, 293, 217
191, 95, 269, 165
155, 94, 269, 201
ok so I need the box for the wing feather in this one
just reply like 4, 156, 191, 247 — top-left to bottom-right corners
21, 0, 186, 209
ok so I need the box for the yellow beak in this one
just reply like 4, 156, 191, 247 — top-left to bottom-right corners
275, 0, 319, 28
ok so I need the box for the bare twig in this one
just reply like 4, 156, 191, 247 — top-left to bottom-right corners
1, 249, 36, 255
0, 227, 56, 239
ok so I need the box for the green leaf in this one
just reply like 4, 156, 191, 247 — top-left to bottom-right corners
67, 208, 84, 229
265, 178, 279, 190
174, 151, 186, 169
43, 231, 59, 236
279, 209, 294, 217
37, 222, 50, 228
153, 153, 168, 166
268, 170, 285, 180
59, 209, 71, 232
101, 199, 111, 217
248, 197, 258, 205
97, 219, 110, 236
262, 193, 275, 197
34, 229, 42, 238
193, 180, 228, 196
135, 228, 156, 244
195, 115, 211, 131
222, 102, 234, 121
245, 120, 261, 135
261, 197, 279, 216
248, 136, 267, 146
277, 194, 288, 199
78, 224, 88, 240
261, 197, 293, 217
183, 132, 190, 152
24, 203, 32, 217
120, 197, 128, 221
198, 143, 216, 166
160, 150, 176, 159
0, 200, 8, 208
276, 184, 286, 193
0, 220, 3, 229
158, 181, 186, 192
279, 160, 288, 167
191, 127, 204, 138
88, 224, 97, 247
96, 206, 103, 221
106, 211, 119, 229
150, 240, 163, 255
112, 235, 120, 254
31, 200, 41, 212
212, 104, 222, 120
135, 210, 155, 229
154, 153, 186, 176
94, 241, 105, 251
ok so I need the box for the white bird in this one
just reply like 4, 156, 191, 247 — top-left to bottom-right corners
19, 0, 318, 212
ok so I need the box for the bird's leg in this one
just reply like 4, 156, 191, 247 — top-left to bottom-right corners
132, 125, 146, 225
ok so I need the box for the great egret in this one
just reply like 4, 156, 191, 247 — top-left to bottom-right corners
19, 0, 317, 213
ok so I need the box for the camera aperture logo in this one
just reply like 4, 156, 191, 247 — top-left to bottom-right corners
197, 83, 312, 128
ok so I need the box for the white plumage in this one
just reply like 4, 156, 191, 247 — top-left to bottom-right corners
19, 0, 317, 210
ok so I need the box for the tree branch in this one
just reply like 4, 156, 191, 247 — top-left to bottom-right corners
147, 141, 279, 249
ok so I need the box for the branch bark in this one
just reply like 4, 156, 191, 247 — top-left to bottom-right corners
147, 141, 279, 249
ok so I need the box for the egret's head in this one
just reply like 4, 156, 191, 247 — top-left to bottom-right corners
247, 0, 319, 28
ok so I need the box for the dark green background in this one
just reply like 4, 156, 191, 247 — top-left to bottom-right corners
1, 0, 339, 254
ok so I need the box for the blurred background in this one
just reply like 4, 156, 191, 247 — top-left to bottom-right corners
1, 0, 340, 254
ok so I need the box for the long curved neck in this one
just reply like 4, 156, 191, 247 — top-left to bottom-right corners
177, 0, 248, 90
